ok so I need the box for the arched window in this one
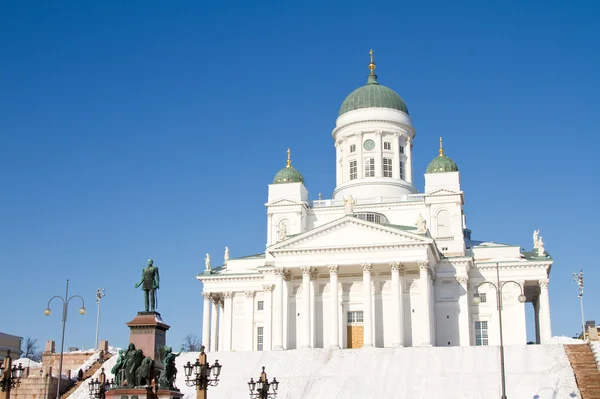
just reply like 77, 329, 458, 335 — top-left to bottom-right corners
437, 210, 451, 237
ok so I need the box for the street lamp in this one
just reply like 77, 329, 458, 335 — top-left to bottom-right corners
473, 262, 526, 399
95, 288, 105, 350
573, 270, 585, 340
0, 351, 25, 393
248, 367, 279, 399
88, 368, 110, 399
183, 346, 222, 399
44, 279, 86, 399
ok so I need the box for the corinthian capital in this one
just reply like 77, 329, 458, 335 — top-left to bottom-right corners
456, 276, 468, 286
223, 291, 233, 299
539, 279, 549, 289
263, 284, 273, 292
328, 264, 339, 274
202, 292, 212, 300
418, 261, 429, 272
245, 290, 255, 298
274, 267, 285, 277
301, 266, 312, 276
361, 263, 372, 273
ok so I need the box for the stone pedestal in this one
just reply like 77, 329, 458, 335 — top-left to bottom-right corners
126, 312, 171, 362
106, 387, 183, 399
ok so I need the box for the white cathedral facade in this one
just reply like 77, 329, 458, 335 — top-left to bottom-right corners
197, 54, 553, 352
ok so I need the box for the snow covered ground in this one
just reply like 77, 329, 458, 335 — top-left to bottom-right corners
68, 345, 580, 399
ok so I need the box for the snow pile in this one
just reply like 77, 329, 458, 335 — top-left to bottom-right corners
66, 345, 579, 399
15, 358, 42, 368
547, 336, 586, 345
70, 352, 101, 379
590, 342, 600, 370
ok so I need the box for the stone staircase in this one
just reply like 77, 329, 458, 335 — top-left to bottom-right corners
565, 344, 600, 399
59, 354, 112, 399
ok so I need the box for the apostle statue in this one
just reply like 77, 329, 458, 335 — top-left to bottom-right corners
537, 236, 545, 256
415, 214, 427, 233
134, 259, 160, 312
533, 229, 540, 249
344, 195, 356, 214
205, 253, 211, 271
278, 222, 287, 241
224, 246, 230, 262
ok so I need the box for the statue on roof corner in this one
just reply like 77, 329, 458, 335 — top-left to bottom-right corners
416, 214, 427, 233
537, 236, 545, 256
205, 253, 211, 271
134, 259, 160, 312
344, 195, 356, 215
224, 246, 229, 262
533, 229, 540, 249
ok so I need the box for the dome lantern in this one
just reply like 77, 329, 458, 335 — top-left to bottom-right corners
426, 137, 459, 174
273, 148, 305, 184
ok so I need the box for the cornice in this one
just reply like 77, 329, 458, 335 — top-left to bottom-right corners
272, 242, 429, 256
332, 119, 414, 137
198, 274, 264, 283
474, 262, 551, 271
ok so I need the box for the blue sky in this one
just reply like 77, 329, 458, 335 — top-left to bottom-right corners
1, 0, 598, 352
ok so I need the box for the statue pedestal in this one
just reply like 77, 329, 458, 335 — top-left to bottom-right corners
126, 312, 171, 362
106, 387, 183, 399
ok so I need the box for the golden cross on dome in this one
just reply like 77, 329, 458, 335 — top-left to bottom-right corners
369, 49, 376, 73
439, 137, 444, 156
286, 148, 291, 167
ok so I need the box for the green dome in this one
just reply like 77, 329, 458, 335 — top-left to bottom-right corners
339, 74, 409, 116
273, 165, 304, 184
426, 140, 459, 173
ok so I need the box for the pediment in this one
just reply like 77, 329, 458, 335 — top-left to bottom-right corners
426, 189, 462, 197
265, 198, 306, 207
269, 216, 433, 253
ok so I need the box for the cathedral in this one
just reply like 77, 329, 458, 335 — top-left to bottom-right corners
197, 52, 553, 352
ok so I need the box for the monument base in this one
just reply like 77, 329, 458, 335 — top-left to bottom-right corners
106, 387, 182, 399
126, 312, 171, 363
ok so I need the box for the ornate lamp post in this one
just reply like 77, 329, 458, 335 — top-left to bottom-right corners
473, 262, 526, 399
0, 351, 25, 397
88, 368, 110, 399
95, 289, 105, 350
183, 346, 222, 399
44, 279, 86, 399
247, 367, 279, 399
573, 270, 585, 340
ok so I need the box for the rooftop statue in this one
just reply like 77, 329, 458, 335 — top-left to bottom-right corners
134, 259, 160, 312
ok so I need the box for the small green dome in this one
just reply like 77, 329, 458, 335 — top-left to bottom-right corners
426, 138, 459, 173
273, 165, 304, 184
339, 74, 409, 116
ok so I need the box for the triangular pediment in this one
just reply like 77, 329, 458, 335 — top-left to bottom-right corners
269, 216, 433, 253
427, 189, 462, 196
265, 198, 306, 207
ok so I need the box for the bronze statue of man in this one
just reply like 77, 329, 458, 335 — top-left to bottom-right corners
134, 259, 160, 312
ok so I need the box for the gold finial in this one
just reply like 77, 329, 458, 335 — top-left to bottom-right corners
439, 137, 444, 156
286, 148, 291, 168
368, 49, 376, 74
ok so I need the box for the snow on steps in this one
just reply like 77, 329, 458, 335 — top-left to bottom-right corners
67, 345, 580, 399
565, 344, 600, 399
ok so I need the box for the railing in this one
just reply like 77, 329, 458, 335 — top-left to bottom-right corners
310, 194, 425, 208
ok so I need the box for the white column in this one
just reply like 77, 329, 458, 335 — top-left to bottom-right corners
457, 277, 470, 346
210, 296, 219, 352
263, 284, 273, 351
375, 131, 383, 178
223, 291, 233, 351
362, 263, 373, 347
273, 268, 285, 350
390, 262, 404, 347
539, 279, 552, 343
202, 292, 211, 349
245, 291, 255, 351
419, 261, 432, 346
301, 266, 312, 348
406, 137, 413, 183
357, 132, 364, 179
329, 264, 340, 349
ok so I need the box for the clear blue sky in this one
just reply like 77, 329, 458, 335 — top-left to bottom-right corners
1, 0, 598, 352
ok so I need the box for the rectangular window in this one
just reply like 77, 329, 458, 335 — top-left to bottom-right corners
257, 300, 264, 311
399, 146, 405, 154
257, 326, 264, 351
349, 160, 357, 180
475, 321, 489, 346
477, 293, 487, 303
347, 311, 364, 324
384, 142, 391, 150
399, 161, 405, 180
364, 158, 375, 177
350, 144, 356, 153
383, 158, 393, 177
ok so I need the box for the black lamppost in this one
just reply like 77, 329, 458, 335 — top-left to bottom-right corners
248, 367, 279, 399
44, 279, 87, 399
88, 369, 111, 399
0, 351, 25, 395
473, 262, 526, 399
183, 346, 222, 399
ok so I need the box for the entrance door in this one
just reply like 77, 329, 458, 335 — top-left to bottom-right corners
347, 311, 364, 348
